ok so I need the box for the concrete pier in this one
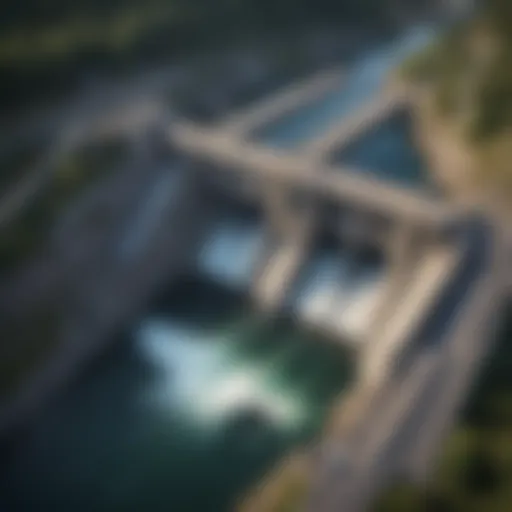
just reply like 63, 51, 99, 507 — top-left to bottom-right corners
251, 235, 311, 312
361, 243, 462, 388
251, 184, 315, 312
364, 221, 434, 345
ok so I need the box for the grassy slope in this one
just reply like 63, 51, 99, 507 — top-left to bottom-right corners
399, 0, 512, 200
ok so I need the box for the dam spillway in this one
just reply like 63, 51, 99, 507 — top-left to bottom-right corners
0, 23, 446, 512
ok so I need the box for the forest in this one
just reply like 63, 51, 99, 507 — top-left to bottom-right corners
0, 0, 420, 114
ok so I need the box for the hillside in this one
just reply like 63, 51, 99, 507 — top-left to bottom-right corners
0, 0, 431, 115
401, 0, 512, 204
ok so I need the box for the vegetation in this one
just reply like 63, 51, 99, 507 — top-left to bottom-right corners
400, 0, 512, 200
0, 143, 44, 193
237, 453, 310, 512
0, 135, 128, 399
0, 136, 127, 277
375, 304, 512, 512
0, 305, 62, 400
0, 0, 408, 116
167, 35, 328, 122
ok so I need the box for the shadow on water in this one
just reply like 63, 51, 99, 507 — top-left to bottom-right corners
148, 273, 250, 326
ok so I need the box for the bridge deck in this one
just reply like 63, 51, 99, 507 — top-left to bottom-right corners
170, 122, 463, 227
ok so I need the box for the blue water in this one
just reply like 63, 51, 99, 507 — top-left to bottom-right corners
197, 215, 265, 289
256, 26, 436, 149
330, 111, 432, 190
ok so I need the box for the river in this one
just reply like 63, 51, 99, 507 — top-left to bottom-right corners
0, 275, 354, 512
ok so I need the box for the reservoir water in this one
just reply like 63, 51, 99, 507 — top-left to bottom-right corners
0, 24, 437, 512
330, 111, 432, 190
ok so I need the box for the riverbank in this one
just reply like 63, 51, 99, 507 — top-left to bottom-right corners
396, 4, 512, 214
237, 451, 311, 512
236, 381, 381, 512
406, 85, 512, 213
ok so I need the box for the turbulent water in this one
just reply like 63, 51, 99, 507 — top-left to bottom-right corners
0, 277, 353, 512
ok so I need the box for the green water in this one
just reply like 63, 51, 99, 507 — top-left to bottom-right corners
0, 276, 354, 512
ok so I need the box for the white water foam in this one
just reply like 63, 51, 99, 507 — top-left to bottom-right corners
197, 218, 265, 290
135, 319, 308, 433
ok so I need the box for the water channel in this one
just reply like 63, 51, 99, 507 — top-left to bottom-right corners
0, 24, 436, 512
255, 25, 436, 149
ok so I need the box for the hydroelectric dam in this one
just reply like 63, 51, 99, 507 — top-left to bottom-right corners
0, 24, 508, 512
